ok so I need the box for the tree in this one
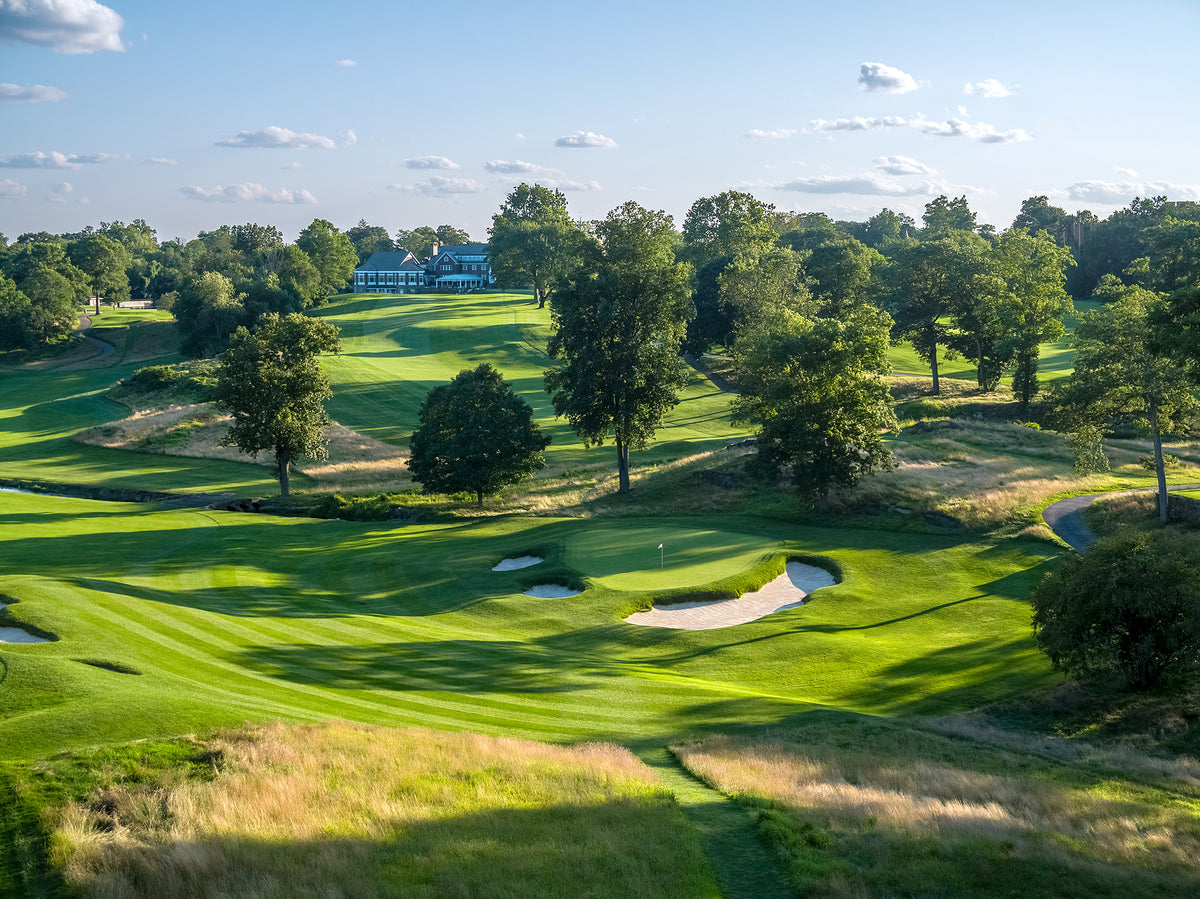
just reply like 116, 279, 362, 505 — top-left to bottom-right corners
229, 223, 284, 253
545, 201, 694, 493
488, 183, 583, 308
435, 224, 471, 247
922, 195, 977, 235
215, 313, 341, 496
1053, 285, 1195, 524
396, 226, 439, 260
296, 219, 358, 299
0, 276, 34, 350
679, 190, 777, 268
1031, 529, 1200, 690
857, 208, 916, 249
347, 219, 395, 262
409, 363, 550, 507
70, 233, 132, 312
731, 306, 895, 499
778, 228, 884, 319
883, 234, 987, 395
716, 244, 813, 337
993, 228, 1075, 411
1012, 195, 1070, 246
18, 266, 81, 345
173, 271, 248, 357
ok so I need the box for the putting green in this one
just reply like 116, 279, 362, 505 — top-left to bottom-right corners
565, 524, 773, 591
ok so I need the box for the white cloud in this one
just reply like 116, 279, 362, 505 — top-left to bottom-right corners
858, 62, 918, 94
283, 161, 303, 170
555, 130, 618, 149
49, 180, 73, 203
216, 126, 336, 150
0, 150, 119, 168
540, 178, 602, 191
403, 155, 460, 170
746, 128, 796, 139
0, 178, 26, 199
1115, 166, 1139, 178
486, 159, 542, 174
339, 129, 357, 148
389, 176, 483, 196
0, 82, 67, 103
1065, 180, 1200, 204
964, 78, 1017, 98
776, 172, 936, 196
809, 116, 908, 132
0, 0, 124, 54
912, 115, 1031, 143
180, 183, 318, 204
334, 58, 356, 67
875, 155, 935, 176
145, 157, 177, 166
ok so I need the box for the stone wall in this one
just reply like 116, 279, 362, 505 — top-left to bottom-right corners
1167, 493, 1200, 525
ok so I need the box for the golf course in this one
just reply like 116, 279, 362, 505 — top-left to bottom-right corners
2, 292, 1198, 898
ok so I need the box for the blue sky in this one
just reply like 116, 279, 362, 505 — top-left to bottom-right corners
2, 0, 1198, 242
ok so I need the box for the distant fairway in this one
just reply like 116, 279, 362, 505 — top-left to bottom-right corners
315, 291, 751, 471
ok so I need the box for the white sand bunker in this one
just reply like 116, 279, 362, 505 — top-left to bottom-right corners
0, 601, 51, 643
493, 555, 544, 572
524, 584, 581, 598
626, 562, 836, 630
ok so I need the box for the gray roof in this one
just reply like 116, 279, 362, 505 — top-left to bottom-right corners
435, 243, 489, 258
356, 251, 419, 272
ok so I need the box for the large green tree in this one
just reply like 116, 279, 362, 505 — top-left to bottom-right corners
347, 219, 395, 262
1053, 285, 1195, 523
679, 190, 777, 269
716, 244, 813, 339
296, 219, 358, 300
488, 183, 583, 308
732, 306, 895, 499
174, 271, 248, 357
779, 227, 884, 319
1032, 529, 1200, 690
70, 233, 132, 312
435, 224, 471, 247
396, 226, 439, 260
409, 363, 550, 507
544, 201, 694, 493
215, 313, 341, 496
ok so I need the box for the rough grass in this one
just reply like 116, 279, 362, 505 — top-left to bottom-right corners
49, 721, 718, 899
673, 714, 1200, 898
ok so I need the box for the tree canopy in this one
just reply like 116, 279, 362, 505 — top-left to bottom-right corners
488, 183, 584, 308
296, 219, 358, 300
545, 201, 694, 492
215, 312, 341, 496
409, 363, 550, 507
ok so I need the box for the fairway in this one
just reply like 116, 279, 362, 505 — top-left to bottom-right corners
565, 523, 773, 591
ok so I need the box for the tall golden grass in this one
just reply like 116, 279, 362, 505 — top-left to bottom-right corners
53, 722, 716, 899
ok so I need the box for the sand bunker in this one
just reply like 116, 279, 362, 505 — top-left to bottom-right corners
493, 556, 544, 571
0, 601, 52, 643
626, 561, 836, 630
524, 584, 581, 598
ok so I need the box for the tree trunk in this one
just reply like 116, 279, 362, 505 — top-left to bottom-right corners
94, 294, 101, 315
616, 438, 630, 493
928, 323, 941, 396
976, 337, 985, 389
1150, 399, 1168, 525
477, 488, 484, 508
535, 285, 545, 309
277, 447, 290, 497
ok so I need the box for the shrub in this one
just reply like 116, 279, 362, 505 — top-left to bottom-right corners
127, 365, 178, 391
1139, 453, 1182, 472
1031, 529, 1200, 689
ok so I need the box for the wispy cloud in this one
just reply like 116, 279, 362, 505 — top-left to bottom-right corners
403, 155, 460, 170
0, 150, 121, 168
334, 58, 356, 67
0, 0, 124, 54
216, 126, 336, 150
746, 128, 797, 139
180, 183, 318, 204
0, 82, 68, 103
485, 159, 542, 174
810, 116, 908, 132
145, 157, 178, 166
388, 176, 483, 196
775, 172, 936, 196
339, 129, 357, 148
1115, 166, 1139, 178
49, 181, 73, 203
0, 178, 26, 199
858, 62, 918, 94
1065, 179, 1200, 204
484, 159, 601, 190
912, 114, 1030, 143
875, 155, 935, 176
964, 78, 1017, 98
555, 130, 618, 149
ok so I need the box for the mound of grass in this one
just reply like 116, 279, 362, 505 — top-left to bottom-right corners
674, 713, 1200, 898
46, 721, 717, 899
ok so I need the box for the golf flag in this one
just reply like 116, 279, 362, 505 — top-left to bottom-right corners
658, 543, 663, 549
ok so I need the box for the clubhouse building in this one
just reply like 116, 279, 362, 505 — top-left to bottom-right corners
352, 242, 495, 294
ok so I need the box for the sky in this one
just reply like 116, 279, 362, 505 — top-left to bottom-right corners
1, 0, 1199, 243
